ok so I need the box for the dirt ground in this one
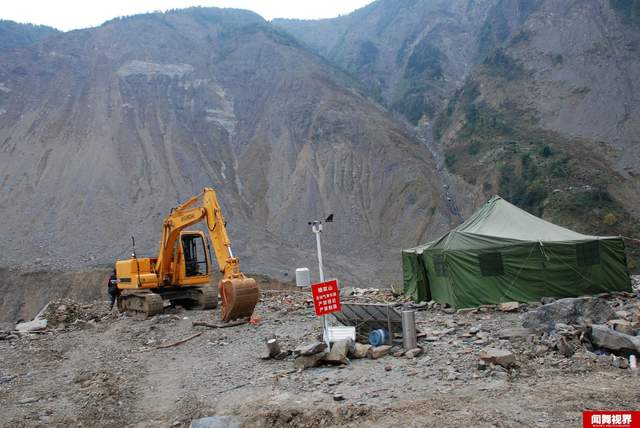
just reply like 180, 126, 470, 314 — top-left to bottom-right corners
1, 283, 640, 427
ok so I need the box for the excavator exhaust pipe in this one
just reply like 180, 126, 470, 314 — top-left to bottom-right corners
220, 277, 260, 322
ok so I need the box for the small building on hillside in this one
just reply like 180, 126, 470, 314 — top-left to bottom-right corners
402, 195, 632, 308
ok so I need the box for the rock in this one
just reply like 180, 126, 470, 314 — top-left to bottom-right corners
295, 342, 328, 356
499, 302, 520, 312
540, 297, 556, 305
367, 345, 392, 359
15, 319, 47, 332
497, 327, 536, 339
590, 324, 640, 353
615, 310, 632, 320
620, 357, 629, 369
350, 343, 371, 359
331, 339, 351, 358
333, 393, 345, 401
608, 319, 636, 335
346, 339, 356, 355
533, 345, 550, 356
475, 331, 490, 341
479, 305, 496, 313
521, 297, 615, 332
324, 340, 350, 365
393, 350, 405, 357
469, 326, 480, 335
443, 308, 456, 314
405, 347, 423, 358
479, 348, 516, 368
340, 286, 355, 297
259, 350, 272, 360
294, 351, 327, 370
556, 338, 575, 358
611, 355, 621, 369
390, 343, 403, 352
190, 416, 240, 428
384, 364, 392, 371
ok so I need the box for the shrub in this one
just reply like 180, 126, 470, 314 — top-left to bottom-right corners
603, 213, 618, 226
445, 153, 457, 170
540, 145, 552, 157
550, 156, 570, 178
467, 142, 480, 155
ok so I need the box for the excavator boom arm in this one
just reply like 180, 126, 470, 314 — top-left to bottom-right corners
155, 188, 242, 282
202, 189, 241, 279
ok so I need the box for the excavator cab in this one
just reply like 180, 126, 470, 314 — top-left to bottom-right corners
181, 232, 208, 277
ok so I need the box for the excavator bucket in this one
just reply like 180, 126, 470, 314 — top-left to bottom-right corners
220, 277, 260, 322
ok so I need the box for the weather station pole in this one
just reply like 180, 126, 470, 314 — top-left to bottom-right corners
310, 214, 333, 346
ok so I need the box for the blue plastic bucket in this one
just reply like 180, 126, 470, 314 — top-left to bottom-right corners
368, 329, 389, 346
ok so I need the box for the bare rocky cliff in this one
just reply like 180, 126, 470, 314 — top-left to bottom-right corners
0, 8, 453, 285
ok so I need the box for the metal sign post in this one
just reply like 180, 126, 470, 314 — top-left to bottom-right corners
311, 221, 330, 346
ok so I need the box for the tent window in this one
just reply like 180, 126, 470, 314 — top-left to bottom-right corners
479, 252, 504, 276
576, 241, 600, 267
433, 254, 448, 277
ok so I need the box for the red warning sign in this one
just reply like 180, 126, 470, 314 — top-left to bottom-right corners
311, 279, 341, 316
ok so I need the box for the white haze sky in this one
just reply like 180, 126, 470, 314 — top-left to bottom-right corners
0, 0, 375, 31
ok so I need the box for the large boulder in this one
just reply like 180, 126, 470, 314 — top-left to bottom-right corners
590, 324, 640, 353
521, 297, 615, 331
367, 345, 392, 359
294, 351, 328, 369
294, 342, 327, 356
499, 302, 520, 312
479, 348, 516, 368
324, 339, 351, 365
350, 343, 372, 359
15, 319, 47, 332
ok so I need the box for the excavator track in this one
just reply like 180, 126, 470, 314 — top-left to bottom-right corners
192, 285, 218, 310
117, 291, 164, 319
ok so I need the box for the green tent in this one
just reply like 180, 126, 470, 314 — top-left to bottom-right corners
402, 195, 631, 308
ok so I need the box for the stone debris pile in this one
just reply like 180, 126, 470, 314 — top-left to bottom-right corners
521, 297, 616, 332
289, 339, 421, 370
42, 299, 111, 329
517, 293, 640, 370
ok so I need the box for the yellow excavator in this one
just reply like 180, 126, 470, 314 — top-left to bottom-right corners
115, 187, 259, 321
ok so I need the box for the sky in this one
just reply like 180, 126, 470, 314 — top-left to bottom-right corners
0, 0, 375, 31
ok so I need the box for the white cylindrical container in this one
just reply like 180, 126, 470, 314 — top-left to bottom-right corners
630, 354, 637, 370
295, 268, 311, 287
402, 310, 417, 350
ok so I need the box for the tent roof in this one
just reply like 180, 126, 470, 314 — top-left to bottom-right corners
405, 195, 607, 252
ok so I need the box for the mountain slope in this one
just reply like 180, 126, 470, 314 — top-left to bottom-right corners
274, 0, 498, 124
277, 0, 640, 271
433, 0, 640, 267
0, 8, 452, 284
0, 20, 60, 51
